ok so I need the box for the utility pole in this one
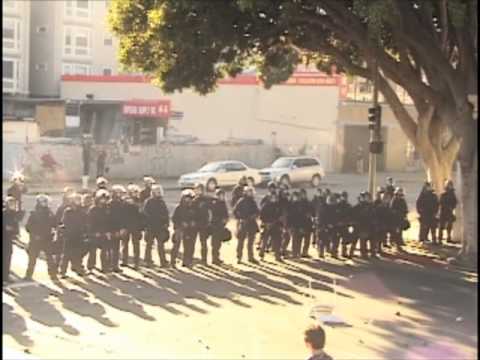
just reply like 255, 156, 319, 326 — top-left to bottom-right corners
367, 60, 383, 195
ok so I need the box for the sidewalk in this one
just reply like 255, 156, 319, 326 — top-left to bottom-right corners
2, 178, 180, 195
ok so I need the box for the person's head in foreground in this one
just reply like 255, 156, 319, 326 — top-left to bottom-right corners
304, 325, 332, 360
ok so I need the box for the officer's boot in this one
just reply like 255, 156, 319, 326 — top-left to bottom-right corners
446, 224, 453, 243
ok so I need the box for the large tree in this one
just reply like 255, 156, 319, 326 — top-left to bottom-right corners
109, 0, 477, 260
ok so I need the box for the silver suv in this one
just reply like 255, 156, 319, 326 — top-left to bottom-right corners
259, 156, 325, 187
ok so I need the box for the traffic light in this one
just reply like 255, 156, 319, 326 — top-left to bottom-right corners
368, 105, 382, 131
369, 140, 384, 154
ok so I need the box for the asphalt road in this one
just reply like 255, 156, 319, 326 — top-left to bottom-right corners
3, 171, 477, 360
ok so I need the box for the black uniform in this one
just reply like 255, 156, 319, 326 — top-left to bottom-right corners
53, 202, 69, 269
191, 195, 212, 264
122, 198, 145, 268
110, 198, 130, 271
350, 202, 374, 258
337, 199, 353, 258
210, 198, 229, 264
390, 196, 408, 248
171, 200, 197, 267
299, 198, 314, 257
259, 191, 277, 250
372, 199, 391, 254
60, 206, 87, 275
86, 204, 112, 272
143, 196, 170, 267
3, 208, 20, 282
287, 200, 305, 258
259, 200, 283, 260
278, 193, 291, 255
416, 189, 439, 243
314, 198, 329, 257
438, 189, 457, 242
324, 202, 342, 257
25, 206, 57, 279
233, 195, 259, 262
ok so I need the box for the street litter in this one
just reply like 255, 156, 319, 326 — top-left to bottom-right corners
308, 278, 349, 326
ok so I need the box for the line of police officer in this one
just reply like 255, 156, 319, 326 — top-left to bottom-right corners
3, 174, 457, 284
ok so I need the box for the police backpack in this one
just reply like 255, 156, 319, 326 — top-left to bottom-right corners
219, 228, 232, 242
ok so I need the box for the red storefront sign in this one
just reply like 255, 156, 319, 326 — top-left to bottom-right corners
122, 100, 171, 118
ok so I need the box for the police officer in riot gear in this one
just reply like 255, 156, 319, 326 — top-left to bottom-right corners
390, 187, 409, 251
143, 184, 170, 268
109, 185, 129, 272
325, 193, 341, 258
258, 181, 278, 250
259, 192, 283, 261
385, 177, 395, 197
95, 176, 109, 194
298, 188, 314, 258
87, 189, 112, 273
314, 191, 329, 258
350, 192, 374, 258
60, 193, 88, 278
279, 186, 292, 257
4, 196, 20, 283
438, 180, 457, 243
337, 191, 353, 258
287, 191, 305, 258
25, 194, 58, 281
171, 189, 197, 268
54, 187, 75, 270
191, 183, 212, 265
233, 186, 259, 264
122, 184, 145, 269
210, 189, 229, 265
416, 181, 439, 243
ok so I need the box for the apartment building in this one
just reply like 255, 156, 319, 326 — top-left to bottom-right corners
3, 0, 31, 96
30, 0, 118, 97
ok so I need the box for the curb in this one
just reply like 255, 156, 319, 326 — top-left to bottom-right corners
25, 186, 181, 195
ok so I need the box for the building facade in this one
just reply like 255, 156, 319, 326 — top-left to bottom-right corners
3, 0, 31, 96
60, 72, 346, 171
29, 0, 117, 97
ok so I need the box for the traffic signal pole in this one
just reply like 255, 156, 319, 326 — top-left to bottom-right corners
368, 60, 379, 195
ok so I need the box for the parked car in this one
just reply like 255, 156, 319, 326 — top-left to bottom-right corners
178, 161, 262, 192
259, 156, 325, 187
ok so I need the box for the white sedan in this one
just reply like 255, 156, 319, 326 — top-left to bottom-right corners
178, 161, 262, 192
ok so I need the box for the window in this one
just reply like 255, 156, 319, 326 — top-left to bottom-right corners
226, 162, 247, 172
104, 36, 113, 46
103, 67, 112, 76
3, 58, 18, 92
62, 63, 91, 75
303, 158, 319, 167
65, 0, 91, 18
36, 26, 48, 33
64, 26, 91, 56
3, 1, 17, 10
3, 18, 20, 51
35, 63, 48, 71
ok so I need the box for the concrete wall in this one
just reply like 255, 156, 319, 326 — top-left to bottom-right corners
3, 142, 276, 181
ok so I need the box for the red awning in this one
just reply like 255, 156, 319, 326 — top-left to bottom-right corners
122, 99, 171, 118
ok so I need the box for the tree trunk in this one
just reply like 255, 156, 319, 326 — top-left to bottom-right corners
457, 155, 478, 262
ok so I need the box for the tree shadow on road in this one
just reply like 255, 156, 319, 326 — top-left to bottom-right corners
13, 284, 80, 336
2, 303, 35, 348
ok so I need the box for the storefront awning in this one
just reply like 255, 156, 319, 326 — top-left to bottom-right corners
122, 99, 171, 118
